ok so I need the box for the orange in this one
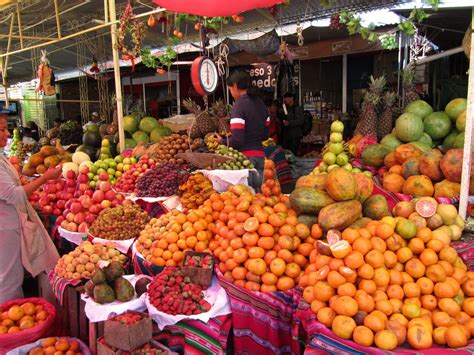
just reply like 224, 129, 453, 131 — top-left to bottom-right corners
248, 246, 265, 259
365, 250, 384, 268
416, 227, 432, 243
376, 299, 394, 316
463, 298, 474, 316
42, 338, 57, 348
375, 223, 394, 240
344, 251, 364, 269
231, 266, 247, 280
242, 232, 259, 247
387, 285, 404, 300
355, 290, 375, 313
437, 260, 453, 276
285, 262, 301, 278
407, 237, 425, 254
364, 311, 386, 332
373, 290, 388, 302
276, 276, 295, 291
445, 324, 469, 348
331, 315, 356, 340
402, 303, 421, 319
374, 330, 398, 351
439, 247, 458, 264
279, 224, 296, 237
405, 259, 426, 279
337, 283, 357, 297
419, 249, 438, 266
373, 268, 390, 287
389, 269, 403, 285
358, 263, 374, 279
352, 237, 372, 255
277, 249, 294, 263
245, 281, 261, 291
258, 223, 275, 238
341, 228, 359, 244
432, 311, 455, 327
455, 311, 471, 325
328, 258, 344, 271
311, 224, 323, 239
331, 296, 358, 317
310, 299, 326, 314
317, 307, 336, 327
389, 299, 403, 313
417, 277, 434, 295
303, 286, 316, 303
20, 302, 36, 316
293, 253, 307, 269
353, 326, 374, 347
248, 258, 266, 275
55, 339, 70, 352
243, 217, 259, 232
295, 223, 310, 239
390, 313, 409, 328
427, 264, 447, 283
383, 251, 398, 268
314, 281, 335, 302
327, 271, 347, 288
426, 239, 444, 252
438, 298, 461, 317
359, 279, 377, 295
8, 305, 24, 321
396, 247, 413, 263
452, 268, 468, 285
462, 279, 474, 297
403, 282, 421, 298
433, 327, 448, 345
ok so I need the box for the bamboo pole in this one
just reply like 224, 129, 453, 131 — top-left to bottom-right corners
4, 14, 16, 72
0, 7, 165, 59
16, 3, 23, 49
53, 0, 62, 38
108, 0, 125, 153
459, 9, 474, 219
0, 34, 55, 41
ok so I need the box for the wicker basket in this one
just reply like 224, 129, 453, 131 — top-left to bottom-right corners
161, 114, 195, 133
463, 22, 472, 58
181, 251, 214, 287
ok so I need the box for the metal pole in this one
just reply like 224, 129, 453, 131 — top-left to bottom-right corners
459, 8, 474, 219
53, 0, 62, 38
108, 0, 125, 153
342, 54, 347, 113
176, 70, 181, 115
16, 4, 23, 49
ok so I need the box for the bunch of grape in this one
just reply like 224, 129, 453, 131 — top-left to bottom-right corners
380, 34, 398, 50
135, 163, 190, 197
88, 205, 150, 240
330, 14, 342, 30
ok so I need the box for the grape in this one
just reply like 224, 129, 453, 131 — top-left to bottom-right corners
330, 14, 342, 30
135, 163, 190, 197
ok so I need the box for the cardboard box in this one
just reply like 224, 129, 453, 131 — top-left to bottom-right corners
97, 338, 176, 355
104, 311, 152, 351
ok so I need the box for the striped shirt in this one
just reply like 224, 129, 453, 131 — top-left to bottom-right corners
229, 94, 269, 157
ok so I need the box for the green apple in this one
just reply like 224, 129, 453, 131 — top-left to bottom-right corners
342, 163, 353, 171
93, 175, 99, 182
364, 171, 373, 178
116, 163, 124, 172
312, 167, 320, 175
87, 172, 95, 180
327, 164, 339, 172
336, 153, 349, 166
323, 152, 337, 165
319, 162, 328, 172
89, 165, 97, 174
123, 158, 131, 165
101, 139, 110, 147
107, 168, 116, 175
130, 157, 137, 164
115, 171, 122, 178
97, 168, 106, 174
108, 161, 117, 169
330, 120, 344, 133
89, 181, 96, 188
352, 168, 362, 173
114, 155, 123, 163
330, 132, 343, 143
329, 142, 343, 155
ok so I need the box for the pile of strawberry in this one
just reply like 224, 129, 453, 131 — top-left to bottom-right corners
147, 268, 211, 315
109, 312, 143, 325
184, 253, 213, 269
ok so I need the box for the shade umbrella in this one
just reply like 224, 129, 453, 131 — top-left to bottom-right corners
151, 0, 284, 17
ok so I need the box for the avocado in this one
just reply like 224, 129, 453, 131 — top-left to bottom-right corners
114, 277, 135, 302
91, 269, 106, 284
93, 284, 116, 304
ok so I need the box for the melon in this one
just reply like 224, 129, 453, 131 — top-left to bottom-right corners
83, 131, 101, 148
453, 132, 465, 149
415, 133, 433, 147
123, 115, 139, 133
380, 134, 403, 151
403, 100, 433, 119
62, 162, 79, 179
442, 131, 459, 151
72, 151, 91, 165
150, 126, 173, 143
423, 111, 451, 140
132, 130, 150, 144
456, 110, 466, 131
445, 98, 467, 121
409, 141, 431, 153
125, 138, 137, 149
139, 116, 160, 134
394, 113, 424, 142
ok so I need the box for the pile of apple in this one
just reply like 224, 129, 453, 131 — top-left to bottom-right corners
56, 170, 130, 233
83, 155, 128, 188
114, 155, 157, 193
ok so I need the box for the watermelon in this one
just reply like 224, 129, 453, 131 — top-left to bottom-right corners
403, 100, 433, 119
139, 117, 160, 134
415, 133, 433, 147
83, 131, 101, 148
456, 110, 466, 131
409, 141, 431, 153
123, 115, 139, 133
453, 132, 465, 149
76, 145, 97, 159
394, 113, 424, 142
380, 134, 403, 151
442, 131, 459, 151
150, 126, 173, 143
132, 130, 150, 144
445, 98, 467, 121
423, 112, 451, 140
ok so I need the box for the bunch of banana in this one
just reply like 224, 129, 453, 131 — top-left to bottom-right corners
262, 138, 276, 147
204, 133, 221, 152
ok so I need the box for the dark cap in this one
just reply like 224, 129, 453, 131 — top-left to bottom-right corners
283, 92, 295, 98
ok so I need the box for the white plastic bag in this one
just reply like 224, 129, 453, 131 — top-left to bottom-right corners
90, 236, 135, 254
58, 226, 88, 246
197, 169, 253, 192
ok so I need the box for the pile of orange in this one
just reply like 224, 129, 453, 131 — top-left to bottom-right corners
135, 206, 215, 267
207, 183, 317, 292
0, 302, 49, 335
28, 337, 82, 355
302, 215, 474, 350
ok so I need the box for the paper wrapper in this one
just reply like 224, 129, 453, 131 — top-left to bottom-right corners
90, 236, 136, 254
127, 195, 183, 211
197, 169, 254, 192
81, 274, 151, 323
58, 226, 88, 246
6, 337, 91, 355
145, 277, 231, 330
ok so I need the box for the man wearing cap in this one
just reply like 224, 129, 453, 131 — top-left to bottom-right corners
282, 92, 304, 155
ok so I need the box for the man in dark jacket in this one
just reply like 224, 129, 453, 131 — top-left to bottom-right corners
282, 92, 304, 155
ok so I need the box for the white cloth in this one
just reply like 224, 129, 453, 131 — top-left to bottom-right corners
0, 160, 24, 230
0, 229, 24, 303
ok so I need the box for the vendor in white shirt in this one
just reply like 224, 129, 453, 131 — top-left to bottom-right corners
22, 128, 37, 145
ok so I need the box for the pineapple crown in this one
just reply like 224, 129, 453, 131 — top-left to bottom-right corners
182, 98, 202, 114
210, 99, 231, 118
402, 66, 415, 86
368, 75, 386, 94
383, 91, 397, 106
364, 91, 382, 106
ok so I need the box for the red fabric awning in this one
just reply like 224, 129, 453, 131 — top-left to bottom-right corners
151, 0, 284, 17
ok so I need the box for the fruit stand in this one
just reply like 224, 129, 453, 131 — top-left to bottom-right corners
2, 0, 474, 354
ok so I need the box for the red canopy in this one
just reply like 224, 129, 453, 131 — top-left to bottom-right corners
151, 0, 284, 17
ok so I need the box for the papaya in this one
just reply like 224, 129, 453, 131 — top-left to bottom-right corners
28, 153, 44, 168
402, 175, 434, 196
402, 158, 420, 179
362, 144, 391, 168
298, 214, 318, 228
419, 149, 444, 182
439, 149, 462, 183
295, 174, 326, 190
44, 155, 61, 168
350, 217, 373, 229
318, 200, 362, 231
22, 163, 36, 177
394, 144, 422, 164
363, 194, 390, 220
40, 145, 59, 157
389, 165, 403, 175
384, 151, 398, 168
289, 188, 335, 215
434, 179, 460, 198
383, 173, 405, 193
325, 167, 357, 201
353, 172, 374, 203
36, 164, 47, 174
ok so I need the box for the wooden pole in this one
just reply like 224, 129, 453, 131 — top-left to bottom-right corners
0, 8, 165, 59
108, 0, 125, 153
16, 3, 23, 49
0, 34, 55, 41
18, 98, 101, 103
4, 15, 16, 72
459, 9, 474, 220
53, 0, 62, 38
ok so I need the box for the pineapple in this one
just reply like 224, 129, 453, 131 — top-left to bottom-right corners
182, 98, 216, 139
402, 65, 419, 106
210, 99, 231, 135
355, 75, 386, 136
378, 92, 397, 139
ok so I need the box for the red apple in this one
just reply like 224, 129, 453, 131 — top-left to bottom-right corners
78, 174, 89, 184
99, 172, 109, 181
81, 196, 92, 209
66, 170, 76, 180
66, 212, 76, 222
115, 194, 124, 201
53, 208, 62, 216
60, 220, 69, 229
67, 222, 78, 232
42, 205, 53, 214
39, 196, 50, 206
84, 190, 93, 197
79, 183, 90, 192
99, 181, 111, 192
56, 200, 66, 210
70, 202, 83, 214
79, 165, 90, 175
89, 204, 101, 214
85, 214, 97, 224
45, 183, 57, 194
66, 179, 76, 188
92, 190, 105, 203
78, 222, 89, 233
67, 186, 76, 194
47, 193, 57, 201
65, 192, 74, 200
74, 212, 85, 224
104, 190, 116, 201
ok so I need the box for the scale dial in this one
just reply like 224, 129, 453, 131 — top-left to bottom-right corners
191, 56, 219, 96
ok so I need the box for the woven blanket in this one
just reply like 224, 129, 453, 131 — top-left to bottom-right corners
152, 314, 232, 354
47, 270, 83, 306
217, 271, 301, 355
134, 199, 168, 218
131, 244, 164, 276
265, 145, 293, 189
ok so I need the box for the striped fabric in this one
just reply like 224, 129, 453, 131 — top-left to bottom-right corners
302, 241, 474, 354
131, 245, 164, 276
230, 118, 245, 130
217, 271, 302, 355
265, 145, 293, 189
265, 116, 270, 127
152, 315, 232, 354
134, 199, 168, 218
47, 270, 83, 306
